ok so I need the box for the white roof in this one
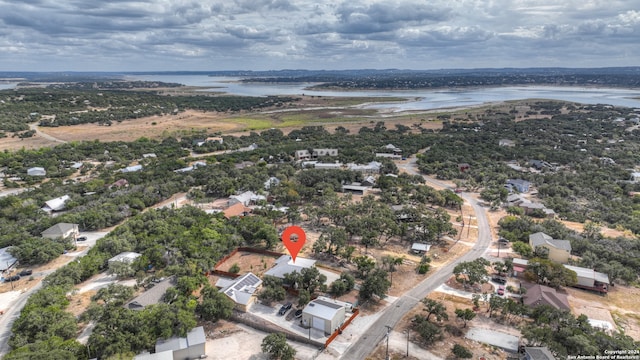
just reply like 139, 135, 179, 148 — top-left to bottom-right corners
264, 255, 316, 279
109, 252, 142, 264
513, 258, 529, 266
303, 298, 345, 320
121, 165, 143, 173
43, 195, 70, 211
134, 350, 174, 360
156, 326, 205, 353
315, 163, 342, 169
221, 272, 262, 306
142, 153, 157, 158
411, 243, 431, 252
563, 264, 610, 284
230, 191, 260, 205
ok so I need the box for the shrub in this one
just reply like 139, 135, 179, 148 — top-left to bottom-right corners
452, 344, 473, 358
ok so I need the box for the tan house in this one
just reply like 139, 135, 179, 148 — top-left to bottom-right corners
529, 232, 571, 263
41, 223, 79, 240
219, 272, 262, 312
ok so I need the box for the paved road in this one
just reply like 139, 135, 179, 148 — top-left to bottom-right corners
341, 156, 493, 360
0, 231, 108, 357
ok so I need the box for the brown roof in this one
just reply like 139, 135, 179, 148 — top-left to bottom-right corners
223, 203, 251, 219
523, 284, 570, 311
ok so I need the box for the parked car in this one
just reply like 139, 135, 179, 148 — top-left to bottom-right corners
492, 276, 507, 284
4, 275, 20, 282
19, 269, 32, 276
294, 309, 303, 318
77, 236, 87, 242
278, 302, 292, 315
497, 286, 505, 296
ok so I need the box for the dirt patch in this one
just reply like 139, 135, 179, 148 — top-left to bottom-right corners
371, 291, 518, 360
560, 220, 634, 239
566, 285, 640, 340
216, 251, 279, 277
67, 290, 96, 318
0, 134, 59, 151
40, 110, 240, 143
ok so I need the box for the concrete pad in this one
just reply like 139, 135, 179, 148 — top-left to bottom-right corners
465, 327, 519, 352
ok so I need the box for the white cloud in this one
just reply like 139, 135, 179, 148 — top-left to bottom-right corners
0, 0, 638, 70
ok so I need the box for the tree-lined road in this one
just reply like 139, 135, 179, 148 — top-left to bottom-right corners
341, 155, 493, 360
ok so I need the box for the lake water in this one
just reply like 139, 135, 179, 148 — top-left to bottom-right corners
131, 75, 640, 111
4, 75, 640, 111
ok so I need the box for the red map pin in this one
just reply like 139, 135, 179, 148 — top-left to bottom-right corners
281, 226, 306, 263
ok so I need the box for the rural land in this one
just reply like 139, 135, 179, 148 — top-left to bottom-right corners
0, 70, 639, 360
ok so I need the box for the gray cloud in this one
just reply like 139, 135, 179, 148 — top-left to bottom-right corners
0, 0, 638, 71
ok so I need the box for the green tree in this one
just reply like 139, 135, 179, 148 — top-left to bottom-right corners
197, 286, 234, 322
259, 275, 286, 303
261, 333, 296, 360
330, 272, 355, 297
455, 308, 476, 328
422, 298, 448, 322
451, 344, 473, 358
359, 268, 391, 302
453, 258, 489, 288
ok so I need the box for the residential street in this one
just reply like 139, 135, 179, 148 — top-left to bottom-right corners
340, 155, 493, 360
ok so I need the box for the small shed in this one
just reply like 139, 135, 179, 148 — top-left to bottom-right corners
411, 243, 431, 254
302, 297, 347, 335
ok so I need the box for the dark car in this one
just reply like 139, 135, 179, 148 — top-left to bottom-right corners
77, 236, 88, 242
19, 269, 32, 276
294, 309, 303, 318
278, 302, 292, 315
492, 276, 507, 284
5, 275, 20, 282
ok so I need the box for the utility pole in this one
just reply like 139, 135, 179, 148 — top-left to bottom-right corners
406, 328, 410, 357
385, 325, 392, 360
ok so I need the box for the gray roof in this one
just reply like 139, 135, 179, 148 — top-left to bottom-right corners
529, 232, 571, 252
523, 284, 570, 311
513, 258, 529, 266
524, 347, 556, 360
563, 265, 610, 284
342, 184, 370, 192
156, 326, 205, 353
303, 298, 345, 320
221, 272, 262, 306
120, 165, 143, 173
41, 223, 77, 238
0, 247, 18, 271
126, 277, 176, 310
263, 255, 316, 279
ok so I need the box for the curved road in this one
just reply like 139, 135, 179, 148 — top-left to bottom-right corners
29, 123, 67, 144
341, 155, 493, 360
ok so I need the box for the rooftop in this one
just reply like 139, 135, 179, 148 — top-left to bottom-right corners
563, 264, 610, 284
221, 272, 263, 306
264, 255, 316, 279
303, 298, 345, 320
523, 284, 570, 311
126, 277, 176, 310
529, 232, 572, 252
155, 326, 206, 353
109, 252, 142, 264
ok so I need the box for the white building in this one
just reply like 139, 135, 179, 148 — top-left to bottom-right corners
41, 223, 79, 240
27, 167, 46, 176
263, 255, 316, 280
301, 297, 347, 335
42, 195, 71, 213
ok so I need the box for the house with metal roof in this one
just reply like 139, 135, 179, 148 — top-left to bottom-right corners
41, 223, 79, 240
228, 191, 265, 206
263, 255, 316, 280
529, 232, 571, 264
411, 243, 431, 254
42, 195, 70, 213
120, 165, 143, 173
152, 326, 206, 360
27, 167, 46, 176
108, 252, 141, 267
301, 297, 347, 335
220, 272, 262, 312
563, 264, 610, 292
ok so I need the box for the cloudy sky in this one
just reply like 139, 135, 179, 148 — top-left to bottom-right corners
1, 0, 639, 71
